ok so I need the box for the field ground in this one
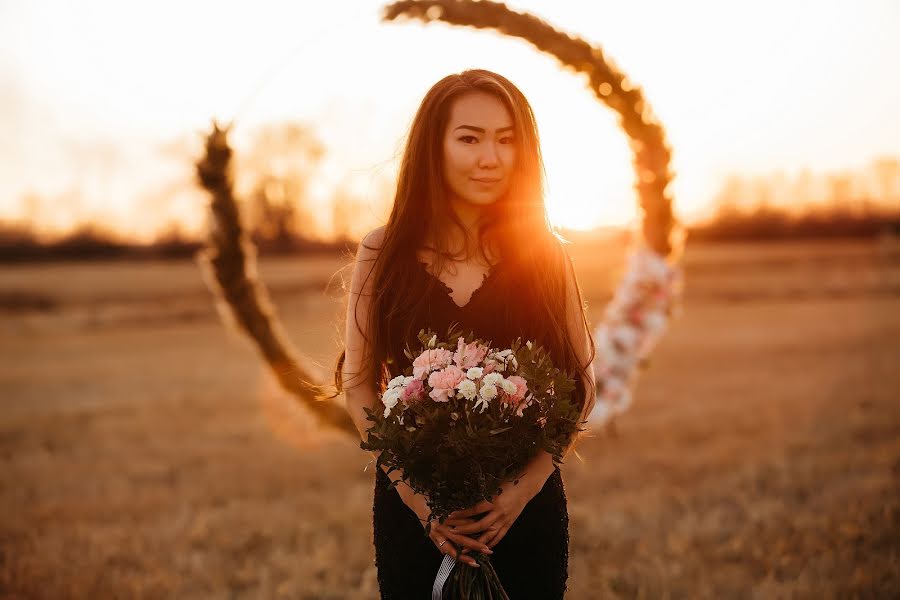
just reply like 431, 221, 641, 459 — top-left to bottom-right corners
1, 238, 898, 598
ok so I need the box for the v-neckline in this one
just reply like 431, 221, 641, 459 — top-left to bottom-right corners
415, 259, 501, 310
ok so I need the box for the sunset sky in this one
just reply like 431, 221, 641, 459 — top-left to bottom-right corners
2, 0, 899, 241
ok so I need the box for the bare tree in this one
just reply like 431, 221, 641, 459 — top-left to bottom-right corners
238, 122, 325, 249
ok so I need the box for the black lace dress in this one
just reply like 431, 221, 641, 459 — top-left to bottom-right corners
372, 259, 580, 599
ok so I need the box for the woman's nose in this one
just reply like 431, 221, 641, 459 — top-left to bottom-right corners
478, 142, 500, 168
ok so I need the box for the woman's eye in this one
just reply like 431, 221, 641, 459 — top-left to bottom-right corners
500, 137, 515, 145
459, 136, 478, 144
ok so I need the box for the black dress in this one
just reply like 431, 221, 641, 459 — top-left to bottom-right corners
372, 259, 578, 599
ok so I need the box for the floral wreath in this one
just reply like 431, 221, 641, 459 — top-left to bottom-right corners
194, 0, 687, 434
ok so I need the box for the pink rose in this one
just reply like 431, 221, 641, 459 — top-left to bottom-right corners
482, 359, 499, 373
427, 365, 465, 402
412, 348, 454, 380
453, 338, 489, 369
401, 378, 425, 404
503, 375, 528, 405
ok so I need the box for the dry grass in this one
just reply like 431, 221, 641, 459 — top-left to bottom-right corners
1, 239, 898, 599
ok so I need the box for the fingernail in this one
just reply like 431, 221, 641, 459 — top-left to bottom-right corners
484, 548, 493, 554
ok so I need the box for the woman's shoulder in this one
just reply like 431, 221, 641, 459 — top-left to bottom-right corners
359, 225, 386, 256
348, 226, 387, 295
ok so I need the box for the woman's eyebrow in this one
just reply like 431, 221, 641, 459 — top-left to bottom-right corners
453, 125, 514, 133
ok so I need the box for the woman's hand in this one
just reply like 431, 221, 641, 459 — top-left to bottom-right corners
398, 484, 492, 568
449, 476, 537, 553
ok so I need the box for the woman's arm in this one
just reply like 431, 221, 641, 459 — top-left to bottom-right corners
342, 227, 440, 526
342, 227, 381, 440
342, 228, 413, 496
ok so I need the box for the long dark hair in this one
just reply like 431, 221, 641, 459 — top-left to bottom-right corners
320, 68, 595, 422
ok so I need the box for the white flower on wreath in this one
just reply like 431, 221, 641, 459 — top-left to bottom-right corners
456, 379, 477, 401
388, 375, 406, 389
382, 386, 402, 417
641, 312, 667, 340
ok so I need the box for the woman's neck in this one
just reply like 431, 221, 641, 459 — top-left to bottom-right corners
422, 194, 501, 264
440, 196, 485, 254
449, 196, 484, 234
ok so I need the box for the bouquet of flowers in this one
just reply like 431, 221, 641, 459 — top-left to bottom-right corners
361, 324, 584, 599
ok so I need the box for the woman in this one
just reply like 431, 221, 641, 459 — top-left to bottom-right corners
330, 69, 596, 598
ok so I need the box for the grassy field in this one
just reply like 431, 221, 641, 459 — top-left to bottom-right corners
1, 238, 898, 599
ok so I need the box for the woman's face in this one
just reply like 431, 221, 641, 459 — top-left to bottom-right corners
441, 91, 516, 207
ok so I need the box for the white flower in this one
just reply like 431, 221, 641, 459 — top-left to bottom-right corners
473, 383, 498, 412
642, 312, 667, 338
388, 375, 406, 389
466, 367, 484, 380
402, 375, 416, 386
500, 379, 517, 395
428, 334, 437, 348
382, 387, 402, 417
491, 349, 517, 372
482, 373, 503, 387
612, 326, 638, 353
456, 379, 477, 400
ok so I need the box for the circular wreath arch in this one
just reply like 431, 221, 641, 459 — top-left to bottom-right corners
194, 0, 685, 438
